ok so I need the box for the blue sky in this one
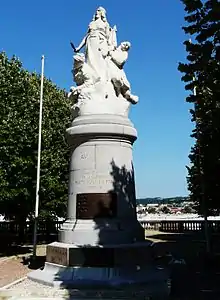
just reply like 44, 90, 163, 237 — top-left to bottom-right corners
0, 0, 194, 198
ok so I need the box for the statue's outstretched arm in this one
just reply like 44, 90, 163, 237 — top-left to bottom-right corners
75, 32, 89, 52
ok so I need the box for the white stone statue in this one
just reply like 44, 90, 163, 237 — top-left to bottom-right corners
107, 41, 138, 104
68, 53, 100, 102
68, 6, 138, 117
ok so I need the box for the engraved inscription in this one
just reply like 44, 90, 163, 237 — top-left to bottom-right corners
74, 173, 113, 186
76, 193, 117, 219
46, 246, 68, 266
80, 152, 88, 159
76, 194, 89, 217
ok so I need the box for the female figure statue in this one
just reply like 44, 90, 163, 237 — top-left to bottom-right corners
68, 6, 138, 117
74, 7, 115, 81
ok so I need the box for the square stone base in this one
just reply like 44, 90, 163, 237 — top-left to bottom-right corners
28, 241, 170, 297
45, 241, 154, 268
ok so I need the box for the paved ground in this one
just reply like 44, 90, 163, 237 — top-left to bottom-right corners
1, 235, 220, 299
0, 257, 29, 288
1, 278, 169, 299
0, 245, 46, 288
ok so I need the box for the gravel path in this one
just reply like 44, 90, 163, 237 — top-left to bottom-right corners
4, 279, 67, 298
2, 278, 169, 299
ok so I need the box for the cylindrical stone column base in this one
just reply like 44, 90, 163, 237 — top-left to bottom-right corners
59, 114, 145, 246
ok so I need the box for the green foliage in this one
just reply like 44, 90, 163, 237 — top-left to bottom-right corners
178, 0, 220, 215
182, 205, 194, 214
160, 206, 170, 214
147, 206, 157, 214
0, 52, 72, 221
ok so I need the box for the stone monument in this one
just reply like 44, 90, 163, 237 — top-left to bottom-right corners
28, 7, 168, 290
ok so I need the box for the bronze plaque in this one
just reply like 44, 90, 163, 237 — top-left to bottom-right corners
76, 192, 117, 219
46, 245, 68, 265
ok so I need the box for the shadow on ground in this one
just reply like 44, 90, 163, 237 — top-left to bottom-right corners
147, 231, 220, 261
146, 231, 220, 299
26, 255, 46, 270
0, 245, 32, 258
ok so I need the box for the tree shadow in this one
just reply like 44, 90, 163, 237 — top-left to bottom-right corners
93, 159, 145, 245
26, 255, 46, 270
146, 231, 220, 298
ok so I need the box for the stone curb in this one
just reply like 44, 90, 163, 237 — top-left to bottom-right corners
0, 256, 15, 263
0, 276, 27, 290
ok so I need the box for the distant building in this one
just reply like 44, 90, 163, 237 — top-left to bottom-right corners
0, 215, 5, 221
170, 208, 182, 214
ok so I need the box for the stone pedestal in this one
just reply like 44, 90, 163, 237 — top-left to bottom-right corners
28, 114, 168, 291
59, 114, 144, 246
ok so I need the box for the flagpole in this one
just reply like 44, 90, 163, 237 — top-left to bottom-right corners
33, 55, 45, 260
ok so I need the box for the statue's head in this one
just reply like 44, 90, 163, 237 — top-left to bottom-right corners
73, 53, 85, 69
93, 6, 107, 21
120, 41, 131, 51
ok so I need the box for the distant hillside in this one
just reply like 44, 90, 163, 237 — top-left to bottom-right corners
136, 196, 189, 205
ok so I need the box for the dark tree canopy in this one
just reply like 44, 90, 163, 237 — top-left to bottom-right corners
178, 0, 220, 215
0, 52, 72, 221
